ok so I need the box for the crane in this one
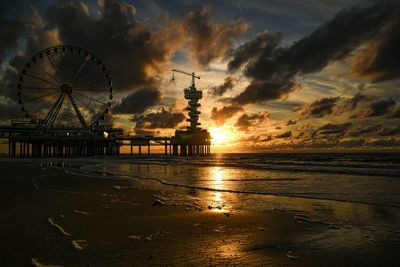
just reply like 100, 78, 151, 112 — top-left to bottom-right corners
172, 69, 200, 87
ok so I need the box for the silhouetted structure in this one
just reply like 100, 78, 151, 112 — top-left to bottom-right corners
0, 47, 211, 157
171, 69, 211, 156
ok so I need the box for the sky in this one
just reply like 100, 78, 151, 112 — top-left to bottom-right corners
0, 0, 400, 152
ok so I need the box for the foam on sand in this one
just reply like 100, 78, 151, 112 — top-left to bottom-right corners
71, 240, 88, 251
47, 218, 71, 237
31, 258, 63, 267
72, 210, 90, 215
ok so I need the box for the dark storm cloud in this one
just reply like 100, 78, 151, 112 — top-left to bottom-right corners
227, 31, 281, 73
231, 80, 300, 105
0, 1, 251, 120
183, 5, 249, 67
132, 107, 185, 129
349, 124, 382, 137
357, 98, 396, 117
113, 87, 161, 114
210, 105, 243, 126
234, 111, 269, 131
275, 131, 292, 139
367, 137, 400, 147
0, 8, 24, 63
208, 76, 237, 97
0, 7, 60, 118
348, 91, 369, 110
295, 96, 341, 118
295, 91, 375, 119
388, 108, 400, 119
339, 138, 366, 148
317, 122, 352, 135
44, 0, 176, 91
352, 8, 400, 82
378, 127, 400, 136
228, 1, 400, 105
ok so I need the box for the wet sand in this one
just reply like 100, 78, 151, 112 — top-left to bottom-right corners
1, 160, 399, 266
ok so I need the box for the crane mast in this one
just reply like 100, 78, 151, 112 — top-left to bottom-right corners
172, 69, 200, 87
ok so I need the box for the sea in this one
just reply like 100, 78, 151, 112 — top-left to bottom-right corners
44, 152, 400, 238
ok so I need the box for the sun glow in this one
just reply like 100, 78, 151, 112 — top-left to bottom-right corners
210, 127, 235, 145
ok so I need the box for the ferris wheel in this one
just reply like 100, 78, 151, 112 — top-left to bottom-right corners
17, 45, 112, 130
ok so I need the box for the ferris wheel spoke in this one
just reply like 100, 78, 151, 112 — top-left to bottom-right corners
68, 94, 88, 129
24, 73, 60, 87
24, 92, 58, 103
73, 61, 102, 89
46, 53, 65, 84
23, 86, 59, 90
74, 91, 108, 105
73, 93, 97, 115
31, 94, 60, 115
32, 60, 62, 85
71, 56, 90, 85
45, 94, 65, 128
74, 85, 110, 92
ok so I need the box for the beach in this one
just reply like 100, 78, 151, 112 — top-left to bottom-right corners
1, 154, 400, 266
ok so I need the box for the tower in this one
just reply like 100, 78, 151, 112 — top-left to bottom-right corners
171, 69, 211, 156
184, 82, 202, 131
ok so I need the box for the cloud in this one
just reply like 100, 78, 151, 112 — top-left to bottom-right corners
349, 124, 382, 137
339, 138, 366, 148
183, 5, 249, 67
234, 111, 269, 131
113, 87, 161, 114
228, 1, 400, 105
44, 0, 178, 91
227, 31, 281, 72
286, 119, 297, 126
295, 96, 341, 118
357, 98, 396, 117
295, 91, 376, 119
210, 105, 243, 126
0, 7, 61, 119
0, 1, 250, 122
378, 127, 400, 136
317, 122, 352, 135
388, 107, 400, 119
367, 137, 400, 147
352, 9, 400, 82
0, 7, 24, 63
275, 131, 292, 139
348, 91, 370, 110
231, 80, 300, 105
132, 106, 185, 135
208, 76, 237, 96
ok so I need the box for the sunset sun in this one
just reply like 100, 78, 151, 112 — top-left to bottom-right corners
210, 127, 235, 145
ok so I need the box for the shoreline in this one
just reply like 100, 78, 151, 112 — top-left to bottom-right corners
1, 160, 400, 266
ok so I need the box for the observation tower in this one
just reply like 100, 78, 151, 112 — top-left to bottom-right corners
171, 69, 211, 156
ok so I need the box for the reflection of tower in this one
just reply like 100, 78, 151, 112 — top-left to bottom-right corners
184, 83, 202, 130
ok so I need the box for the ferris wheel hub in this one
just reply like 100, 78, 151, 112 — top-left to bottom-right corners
60, 84, 73, 95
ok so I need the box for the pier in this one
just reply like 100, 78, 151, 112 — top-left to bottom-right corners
0, 45, 211, 158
